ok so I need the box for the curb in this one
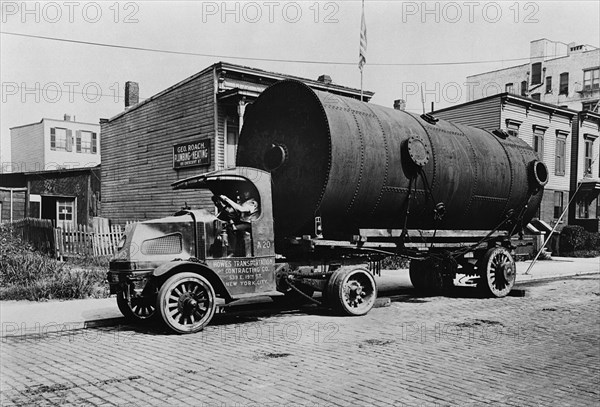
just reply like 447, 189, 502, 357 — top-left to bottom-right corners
1, 317, 127, 339
516, 270, 599, 285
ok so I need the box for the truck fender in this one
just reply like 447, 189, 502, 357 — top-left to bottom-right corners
152, 261, 232, 301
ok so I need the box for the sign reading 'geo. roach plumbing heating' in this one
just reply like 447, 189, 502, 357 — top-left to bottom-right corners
173, 139, 211, 169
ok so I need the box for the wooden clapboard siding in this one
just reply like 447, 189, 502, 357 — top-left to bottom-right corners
101, 67, 217, 225
500, 103, 572, 192
433, 96, 501, 131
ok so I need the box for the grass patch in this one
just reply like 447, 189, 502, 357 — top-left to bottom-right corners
0, 224, 108, 301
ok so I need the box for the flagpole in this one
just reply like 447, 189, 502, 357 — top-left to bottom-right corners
360, 70, 363, 102
359, 0, 366, 102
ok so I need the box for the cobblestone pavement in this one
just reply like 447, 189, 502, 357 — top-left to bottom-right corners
1, 275, 599, 407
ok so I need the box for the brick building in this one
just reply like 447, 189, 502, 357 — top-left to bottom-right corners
467, 39, 599, 113
100, 62, 373, 224
433, 93, 578, 231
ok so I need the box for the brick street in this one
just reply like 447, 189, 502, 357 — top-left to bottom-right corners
1, 275, 599, 407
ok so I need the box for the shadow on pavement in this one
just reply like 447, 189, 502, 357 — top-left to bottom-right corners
111, 285, 520, 335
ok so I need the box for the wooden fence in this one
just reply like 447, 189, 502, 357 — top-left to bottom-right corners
8, 218, 134, 260
56, 223, 124, 259
10, 218, 56, 253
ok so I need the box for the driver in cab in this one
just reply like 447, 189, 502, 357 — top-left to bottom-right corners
212, 187, 259, 256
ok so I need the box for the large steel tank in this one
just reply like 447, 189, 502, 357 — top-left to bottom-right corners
237, 80, 547, 240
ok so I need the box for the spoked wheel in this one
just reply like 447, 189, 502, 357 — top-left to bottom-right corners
327, 267, 377, 316
117, 289, 157, 322
157, 272, 216, 334
477, 247, 516, 297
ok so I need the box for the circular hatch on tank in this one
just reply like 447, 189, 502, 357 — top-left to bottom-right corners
406, 135, 431, 167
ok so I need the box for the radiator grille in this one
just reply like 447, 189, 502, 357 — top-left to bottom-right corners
141, 233, 183, 255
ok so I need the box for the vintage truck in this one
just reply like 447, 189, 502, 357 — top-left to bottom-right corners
108, 80, 548, 334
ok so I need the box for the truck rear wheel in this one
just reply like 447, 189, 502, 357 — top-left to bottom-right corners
117, 290, 156, 322
157, 272, 216, 334
327, 267, 377, 316
477, 247, 516, 298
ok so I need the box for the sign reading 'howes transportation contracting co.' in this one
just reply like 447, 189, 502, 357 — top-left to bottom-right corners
173, 139, 211, 169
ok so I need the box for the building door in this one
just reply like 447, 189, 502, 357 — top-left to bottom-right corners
29, 194, 41, 218
40, 196, 76, 227
225, 117, 239, 168
56, 198, 76, 228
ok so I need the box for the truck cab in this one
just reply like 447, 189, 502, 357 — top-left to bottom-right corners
108, 167, 280, 333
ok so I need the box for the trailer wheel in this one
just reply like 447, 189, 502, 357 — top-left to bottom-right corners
157, 272, 216, 334
117, 290, 156, 322
327, 267, 377, 316
409, 259, 445, 294
477, 247, 516, 298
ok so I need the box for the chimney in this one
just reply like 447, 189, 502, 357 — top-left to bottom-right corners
64, 114, 71, 121
125, 81, 139, 108
317, 75, 332, 84
393, 99, 406, 111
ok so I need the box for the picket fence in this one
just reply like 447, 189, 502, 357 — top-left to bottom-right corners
9, 218, 137, 260
56, 223, 124, 258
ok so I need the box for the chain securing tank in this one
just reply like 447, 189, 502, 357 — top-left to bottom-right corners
237, 80, 547, 242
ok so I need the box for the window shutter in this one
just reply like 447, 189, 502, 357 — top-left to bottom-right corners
92, 133, 97, 154
66, 129, 73, 152
76, 130, 81, 153
50, 128, 56, 150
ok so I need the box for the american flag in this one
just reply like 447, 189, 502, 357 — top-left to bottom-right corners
359, 0, 367, 72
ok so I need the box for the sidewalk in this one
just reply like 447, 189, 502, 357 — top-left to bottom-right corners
1, 257, 598, 337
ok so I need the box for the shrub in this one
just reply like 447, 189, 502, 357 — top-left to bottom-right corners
0, 224, 108, 301
559, 225, 588, 253
585, 232, 600, 251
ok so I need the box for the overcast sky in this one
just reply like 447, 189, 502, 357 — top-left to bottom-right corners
1, 0, 599, 168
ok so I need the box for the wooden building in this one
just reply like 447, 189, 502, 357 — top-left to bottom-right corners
100, 62, 373, 224
0, 166, 101, 227
569, 110, 600, 231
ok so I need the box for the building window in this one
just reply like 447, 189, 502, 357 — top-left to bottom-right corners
559, 72, 569, 95
583, 135, 596, 177
554, 191, 563, 219
582, 100, 599, 112
76, 131, 97, 154
531, 62, 542, 85
533, 125, 546, 160
505, 83, 514, 94
555, 133, 566, 176
520, 81, 527, 96
50, 128, 73, 152
578, 199, 589, 219
545, 76, 552, 93
57, 198, 75, 226
531, 93, 541, 101
505, 119, 521, 137
583, 68, 599, 91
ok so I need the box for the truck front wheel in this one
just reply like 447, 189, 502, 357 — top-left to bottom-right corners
157, 272, 216, 334
327, 267, 377, 316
